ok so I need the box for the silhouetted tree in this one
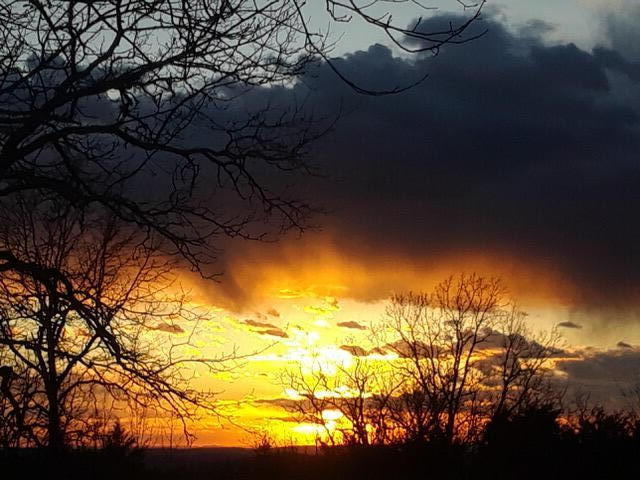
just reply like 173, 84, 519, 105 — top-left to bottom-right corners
0, 360, 40, 447
0, 195, 229, 450
483, 401, 563, 473
101, 420, 139, 454
281, 355, 396, 446
0, 1, 484, 273
380, 275, 505, 444
486, 308, 562, 418
572, 405, 637, 445
281, 359, 344, 446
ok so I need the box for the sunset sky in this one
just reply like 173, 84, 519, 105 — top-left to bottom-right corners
150, 0, 640, 446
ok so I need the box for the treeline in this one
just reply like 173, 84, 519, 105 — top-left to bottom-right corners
5, 405, 638, 480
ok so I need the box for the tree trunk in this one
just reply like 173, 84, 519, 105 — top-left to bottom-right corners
47, 388, 64, 452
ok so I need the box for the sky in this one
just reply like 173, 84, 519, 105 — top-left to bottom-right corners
145, 0, 640, 446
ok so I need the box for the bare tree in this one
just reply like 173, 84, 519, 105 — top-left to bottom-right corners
0, 1, 484, 272
281, 354, 394, 447
0, 357, 41, 447
488, 308, 562, 418
280, 360, 341, 447
380, 275, 504, 444
0, 195, 229, 450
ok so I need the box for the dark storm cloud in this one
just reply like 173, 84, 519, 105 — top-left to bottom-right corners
214, 12, 640, 313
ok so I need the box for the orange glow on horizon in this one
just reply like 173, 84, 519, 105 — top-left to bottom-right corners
180, 234, 580, 313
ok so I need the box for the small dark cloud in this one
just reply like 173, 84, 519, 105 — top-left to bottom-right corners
617, 341, 634, 349
243, 319, 279, 330
254, 398, 300, 409
339, 344, 389, 357
340, 345, 369, 357
384, 340, 441, 359
337, 321, 367, 330
368, 347, 387, 356
558, 321, 583, 329
267, 416, 301, 424
479, 328, 566, 358
266, 308, 280, 317
152, 322, 185, 334
257, 328, 288, 338
232, 318, 287, 338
